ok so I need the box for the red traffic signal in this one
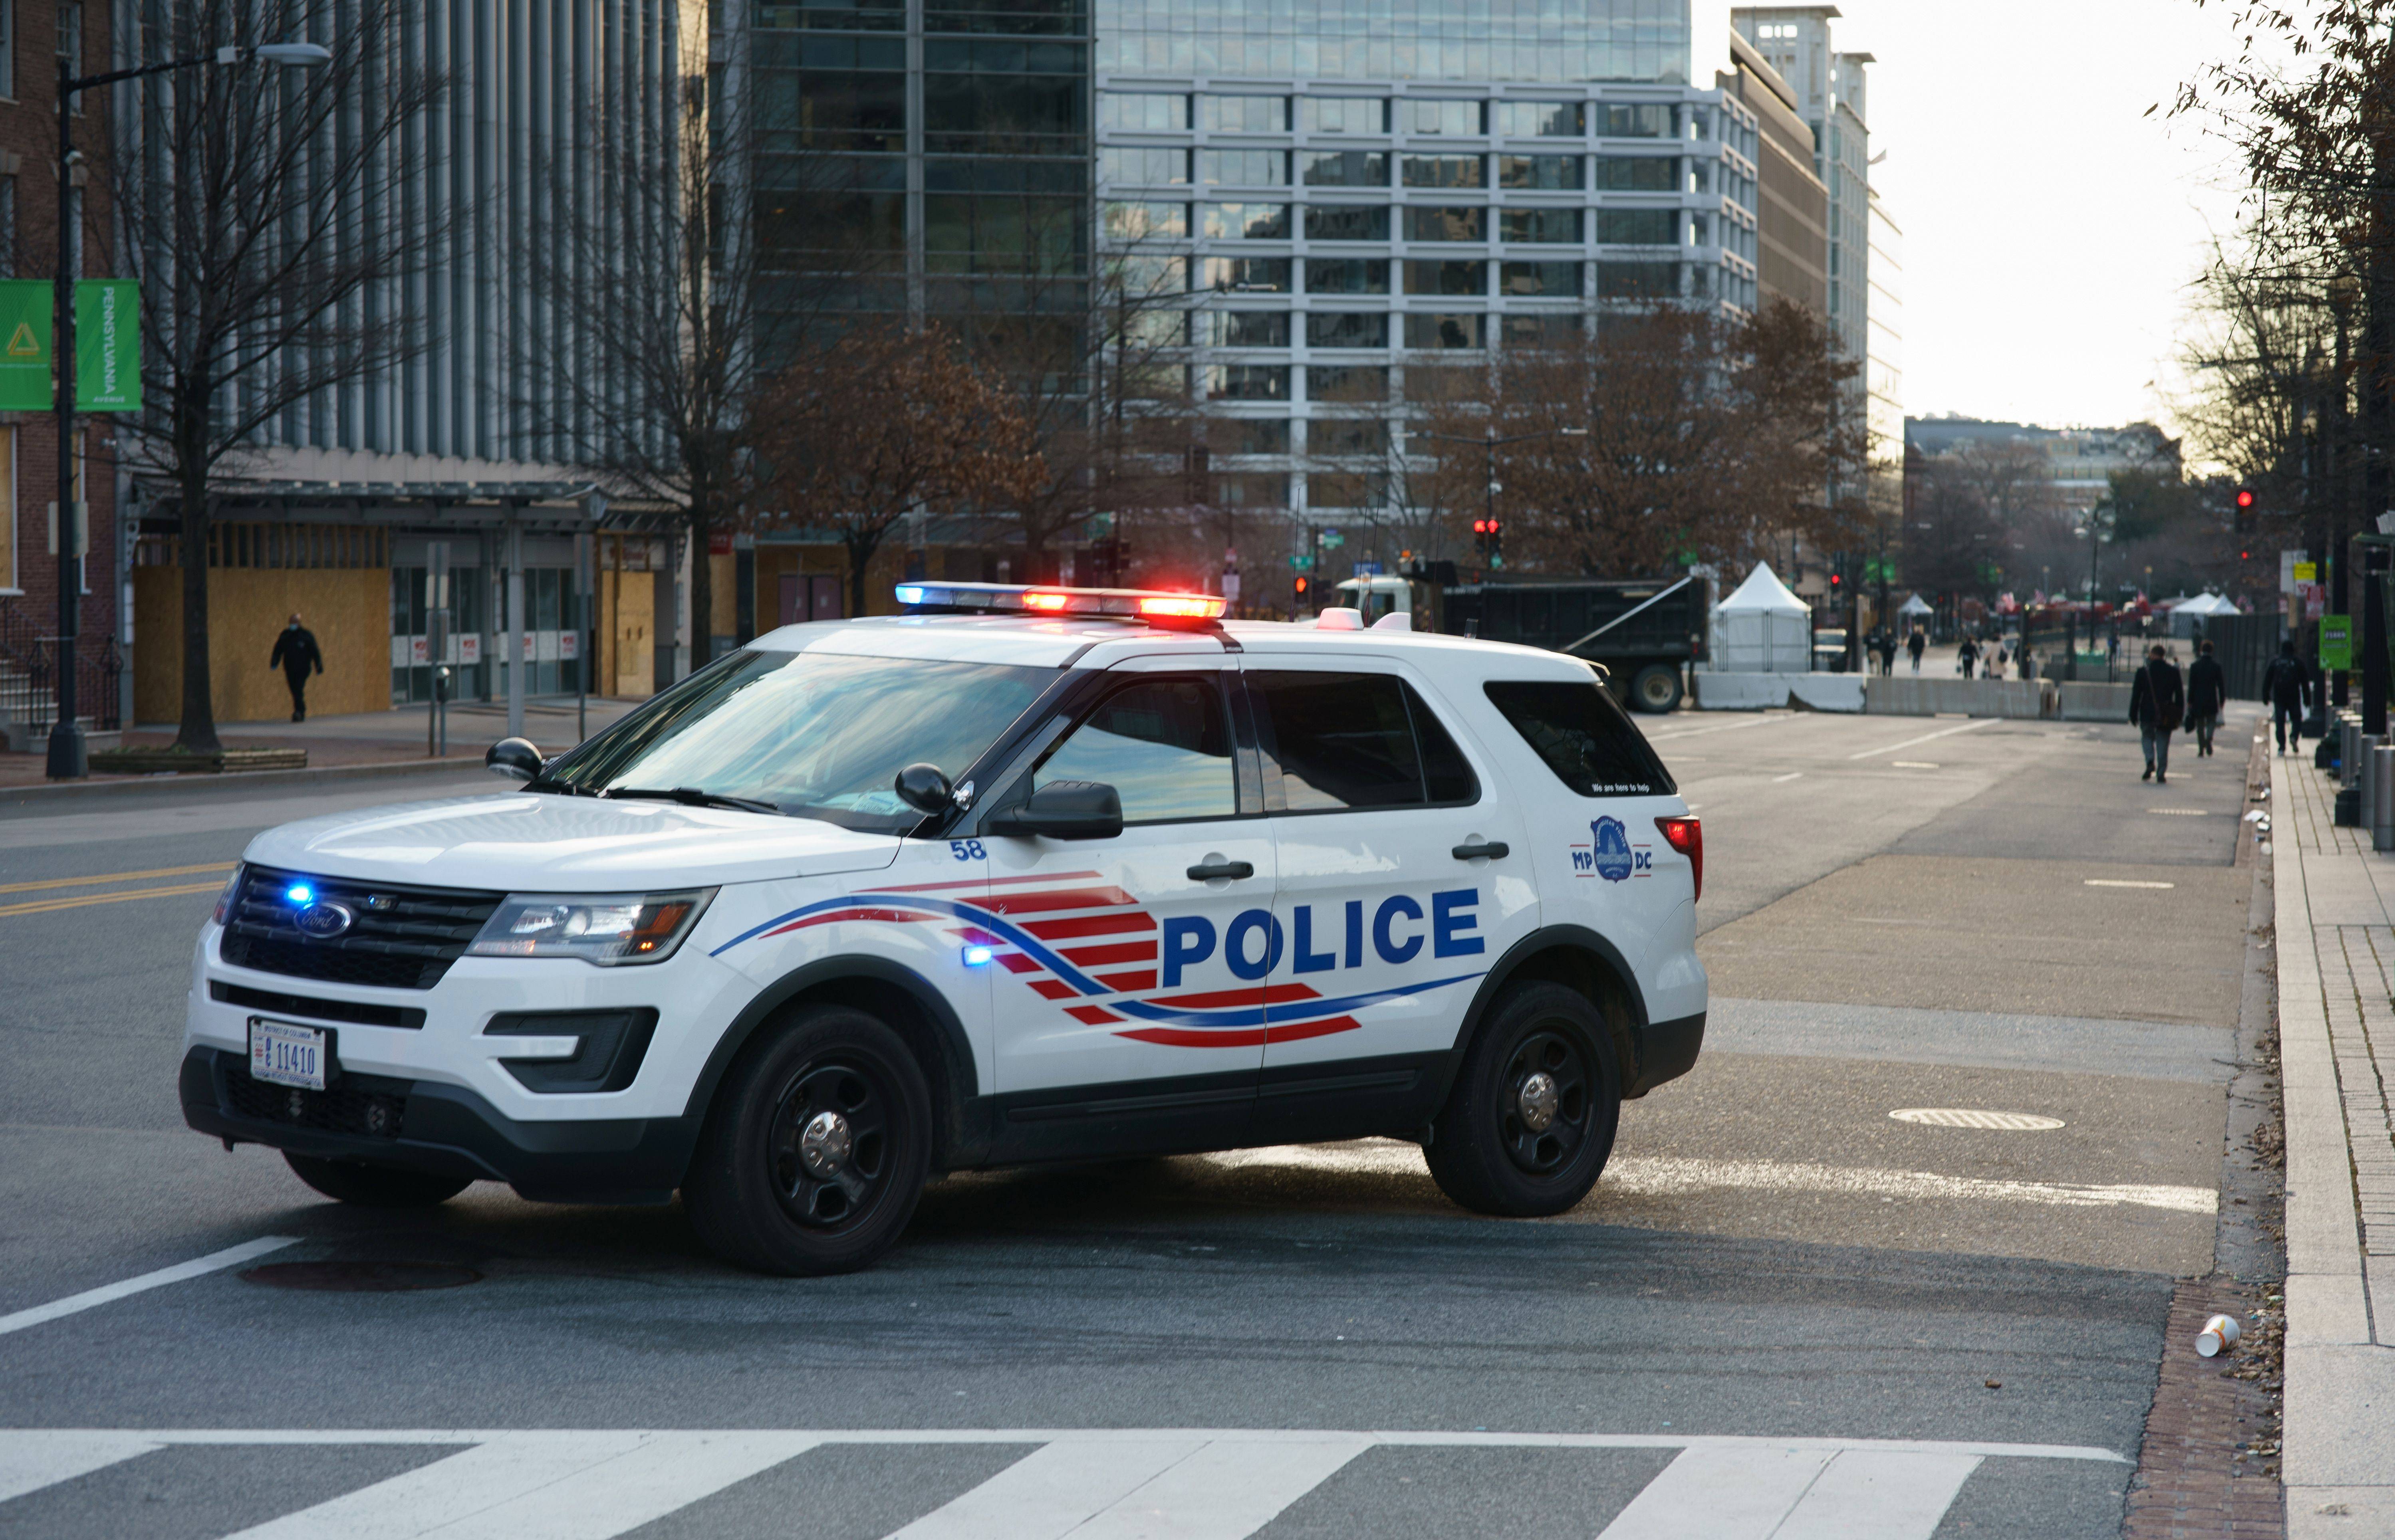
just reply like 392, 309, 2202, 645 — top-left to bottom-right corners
2235, 488, 2256, 511
1293, 575, 1310, 599
1471, 518, 1501, 535
1828, 572, 1843, 590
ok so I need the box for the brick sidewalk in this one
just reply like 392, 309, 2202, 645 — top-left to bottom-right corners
2270, 749, 2395, 1535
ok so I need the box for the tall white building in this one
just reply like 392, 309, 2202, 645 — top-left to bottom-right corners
1866, 187, 1903, 516
1730, 7, 1868, 370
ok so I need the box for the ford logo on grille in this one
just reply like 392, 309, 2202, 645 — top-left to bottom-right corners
295, 900, 356, 939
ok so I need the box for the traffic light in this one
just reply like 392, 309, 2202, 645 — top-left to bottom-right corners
1472, 517, 1503, 566
1293, 574, 1310, 605
2235, 488, 2256, 512
1828, 571, 1843, 595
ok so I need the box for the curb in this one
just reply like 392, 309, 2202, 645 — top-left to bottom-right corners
0, 755, 490, 815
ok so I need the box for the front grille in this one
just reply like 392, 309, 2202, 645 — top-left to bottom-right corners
210, 981, 426, 1030
219, 865, 503, 991
222, 1064, 409, 1139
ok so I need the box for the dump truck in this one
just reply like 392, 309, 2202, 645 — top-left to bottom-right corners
1333, 572, 1709, 712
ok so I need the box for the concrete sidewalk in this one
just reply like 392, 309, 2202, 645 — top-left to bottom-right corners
2274, 740, 2395, 1535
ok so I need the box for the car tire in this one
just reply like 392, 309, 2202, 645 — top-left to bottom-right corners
283, 1152, 472, 1208
1425, 981, 1621, 1218
1629, 664, 1684, 714
683, 1004, 933, 1276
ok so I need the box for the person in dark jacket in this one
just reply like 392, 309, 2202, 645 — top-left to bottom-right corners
1957, 635, 1980, 679
2262, 639, 2311, 755
270, 613, 324, 723
2185, 639, 2227, 758
1906, 626, 1926, 673
2128, 642, 2185, 784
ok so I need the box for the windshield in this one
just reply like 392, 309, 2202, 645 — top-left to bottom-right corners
539, 649, 1056, 832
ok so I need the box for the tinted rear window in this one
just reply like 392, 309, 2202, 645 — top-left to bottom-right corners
1250, 671, 1480, 810
1484, 679, 1676, 796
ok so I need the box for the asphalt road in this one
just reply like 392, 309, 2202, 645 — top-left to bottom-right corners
0, 705, 2265, 1538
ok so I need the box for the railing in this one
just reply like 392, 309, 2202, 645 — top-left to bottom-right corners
0, 597, 122, 733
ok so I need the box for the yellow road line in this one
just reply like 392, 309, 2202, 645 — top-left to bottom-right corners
0, 880, 229, 919
0, 861, 233, 897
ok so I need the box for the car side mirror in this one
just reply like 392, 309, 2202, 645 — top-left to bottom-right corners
486, 736, 544, 782
894, 762, 955, 817
985, 779, 1124, 841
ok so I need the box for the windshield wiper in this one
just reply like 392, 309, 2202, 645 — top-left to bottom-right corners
521, 777, 599, 796
605, 785, 786, 816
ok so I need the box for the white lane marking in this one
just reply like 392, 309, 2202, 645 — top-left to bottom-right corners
1889, 1108, 2064, 1132
1773, 772, 1804, 783
2084, 879, 2175, 889
1200, 1144, 2216, 1213
1846, 718, 2000, 760
2147, 808, 2208, 816
1647, 713, 1796, 743
1073, 1434, 1374, 1540
0, 1431, 161, 1502
889, 1436, 1204, 1539
0, 1236, 298, 1337
1890, 761, 1939, 769
1597, 1444, 1834, 1538
1775, 1449, 1985, 1540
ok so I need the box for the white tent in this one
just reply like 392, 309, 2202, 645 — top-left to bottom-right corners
1709, 561, 1813, 673
2171, 591, 2240, 636
1897, 593, 1934, 618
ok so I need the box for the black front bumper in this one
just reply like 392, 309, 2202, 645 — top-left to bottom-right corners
1626, 1010, 1705, 1097
180, 1047, 700, 1205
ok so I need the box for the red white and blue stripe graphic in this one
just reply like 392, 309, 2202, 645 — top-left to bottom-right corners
712, 871, 1483, 1048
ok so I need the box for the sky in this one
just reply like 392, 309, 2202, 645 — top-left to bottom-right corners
1690, 0, 2256, 439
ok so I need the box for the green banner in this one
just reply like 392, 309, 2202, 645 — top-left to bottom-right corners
0, 279, 49, 411
2321, 614, 2353, 670
75, 279, 138, 411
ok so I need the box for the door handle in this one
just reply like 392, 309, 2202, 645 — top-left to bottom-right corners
1187, 859, 1256, 881
1452, 841, 1510, 861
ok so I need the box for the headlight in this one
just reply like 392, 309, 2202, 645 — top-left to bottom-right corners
467, 889, 716, 965
212, 864, 245, 926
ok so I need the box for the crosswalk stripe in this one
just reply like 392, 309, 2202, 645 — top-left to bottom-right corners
1596, 1445, 1835, 1538
1774, 1449, 1984, 1540
0, 1431, 159, 1504
1071, 1433, 1374, 1540
887, 1434, 1203, 1539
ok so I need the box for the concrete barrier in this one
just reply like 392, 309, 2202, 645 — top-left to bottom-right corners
1787, 674, 1867, 713
1863, 677, 2054, 719
1692, 672, 1792, 710
2056, 681, 2133, 722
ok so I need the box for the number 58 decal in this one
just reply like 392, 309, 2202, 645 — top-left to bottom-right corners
950, 840, 987, 861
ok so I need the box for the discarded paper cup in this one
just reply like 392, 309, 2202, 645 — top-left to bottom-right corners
2197, 1314, 2242, 1357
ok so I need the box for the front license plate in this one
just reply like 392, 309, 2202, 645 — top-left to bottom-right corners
248, 1017, 330, 1091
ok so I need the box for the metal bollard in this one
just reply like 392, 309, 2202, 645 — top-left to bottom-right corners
2345, 720, 2365, 782
2376, 745, 2395, 851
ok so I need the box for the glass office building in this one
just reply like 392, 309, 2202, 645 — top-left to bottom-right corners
1093, 0, 1766, 531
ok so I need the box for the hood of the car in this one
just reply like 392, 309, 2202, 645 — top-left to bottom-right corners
240, 792, 904, 892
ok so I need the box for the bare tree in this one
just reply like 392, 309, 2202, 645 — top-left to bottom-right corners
106, 0, 444, 752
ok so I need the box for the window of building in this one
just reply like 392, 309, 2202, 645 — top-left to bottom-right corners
1198, 256, 1292, 292
1202, 202, 1290, 240
1595, 261, 1678, 299
1200, 94, 1288, 133
1123, 361, 1187, 400
1308, 363, 1389, 401
0, 0, 14, 98
1497, 154, 1581, 190
1301, 204, 1388, 242
1199, 149, 1288, 187
1401, 153, 1483, 189
1594, 208, 1674, 245
0, 177, 15, 277
1500, 313, 1581, 347
1400, 99, 1482, 136
1201, 309, 1290, 348
1302, 96, 1387, 135
1494, 101, 1583, 137
1299, 150, 1386, 187
1304, 312, 1389, 349
1038, 677, 1236, 824
1101, 147, 1190, 186
0, 425, 12, 590
1499, 207, 1580, 244
1214, 471, 1290, 505
920, 39, 1084, 153
1402, 206, 1484, 243
766, 68, 907, 154
1310, 418, 1388, 455
1599, 103, 1672, 138
1305, 258, 1389, 295
1308, 471, 1383, 507
1099, 91, 1189, 131
1595, 156, 1676, 191
1403, 313, 1484, 349
1403, 259, 1484, 296
55, 0, 75, 63
1223, 418, 1290, 454
1401, 362, 1481, 401
1201, 363, 1291, 401
1499, 260, 1579, 296
1120, 306, 1188, 348
1103, 200, 1189, 240
1105, 252, 1187, 297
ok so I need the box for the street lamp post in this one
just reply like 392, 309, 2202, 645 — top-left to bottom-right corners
1414, 424, 1586, 576
43, 40, 330, 780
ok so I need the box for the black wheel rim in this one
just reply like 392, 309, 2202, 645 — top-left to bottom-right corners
1499, 1027, 1596, 1176
767, 1058, 892, 1230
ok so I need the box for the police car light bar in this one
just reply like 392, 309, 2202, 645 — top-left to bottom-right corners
893, 582, 1229, 623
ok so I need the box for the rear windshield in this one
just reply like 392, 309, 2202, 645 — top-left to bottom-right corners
538, 649, 1054, 831
1483, 679, 1675, 797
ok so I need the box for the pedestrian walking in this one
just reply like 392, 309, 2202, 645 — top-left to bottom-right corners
1880, 631, 1896, 675
1907, 627, 1925, 674
2128, 642, 2185, 784
270, 613, 324, 723
2185, 639, 2226, 758
2020, 647, 2039, 682
1958, 636, 1979, 680
2263, 639, 2311, 755
1989, 641, 2008, 681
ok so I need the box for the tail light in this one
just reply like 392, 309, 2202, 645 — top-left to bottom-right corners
1655, 816, 1701, 902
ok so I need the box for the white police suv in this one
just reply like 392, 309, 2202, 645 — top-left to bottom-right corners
183, 583, 1705, 1274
